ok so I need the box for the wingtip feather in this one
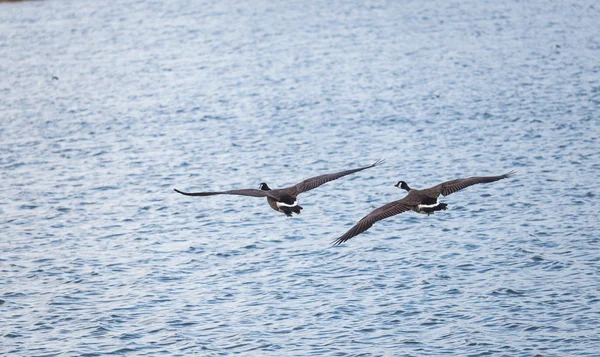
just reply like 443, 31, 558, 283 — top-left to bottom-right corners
372, 158, 385, 167
331, 237, 345, 246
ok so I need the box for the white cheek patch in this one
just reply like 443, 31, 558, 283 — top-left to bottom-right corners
276, 199, 299, 208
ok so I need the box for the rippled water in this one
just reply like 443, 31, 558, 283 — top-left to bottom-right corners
2, 0, 600, 355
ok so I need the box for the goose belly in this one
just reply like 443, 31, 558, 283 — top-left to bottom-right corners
276, 198, 299, 208
416, 199, 448, 214
267, 197, 302, 215
267, 197, 280, 211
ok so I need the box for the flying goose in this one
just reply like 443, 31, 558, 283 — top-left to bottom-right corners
174, 159, 384, 217
332, 171, 516, 245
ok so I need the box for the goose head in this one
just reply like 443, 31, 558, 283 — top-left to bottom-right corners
259, 182, 271, 191
394, 181, 411, 192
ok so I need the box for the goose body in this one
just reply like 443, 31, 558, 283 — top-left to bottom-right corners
174, 159, 383, 217
333, 171, 515, 245
397, 183, 448, 215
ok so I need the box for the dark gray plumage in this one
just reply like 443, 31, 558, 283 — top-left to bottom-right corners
333, 171, 516, 245
174, 159, 384, 216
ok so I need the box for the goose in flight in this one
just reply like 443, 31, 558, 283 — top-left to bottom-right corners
174, 159, 384, 217
332, 171, 515, 245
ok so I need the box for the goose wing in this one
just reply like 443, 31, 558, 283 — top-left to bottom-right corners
294, 159, 384, 194
174, 188, 279, 200
332, 199, 414, 245
430, 171, 516, 197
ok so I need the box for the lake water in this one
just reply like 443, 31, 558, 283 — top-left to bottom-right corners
1, 0, 599, 355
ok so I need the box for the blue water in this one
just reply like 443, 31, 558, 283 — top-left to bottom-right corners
2, 0, 600, 355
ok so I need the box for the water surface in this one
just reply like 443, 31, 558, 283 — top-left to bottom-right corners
1, 0, 599, 355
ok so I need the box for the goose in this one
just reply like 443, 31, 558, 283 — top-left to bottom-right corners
332, 171, 515, 245
174, 159, 384, 217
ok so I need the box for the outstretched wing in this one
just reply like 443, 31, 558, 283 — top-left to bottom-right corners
294, 159, 384, 194
332, 199, 413, 245
431, 171, 516, 197
174, 188, 278, 200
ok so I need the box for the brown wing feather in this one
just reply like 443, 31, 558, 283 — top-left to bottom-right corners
432, 171, 516, 197
173, 188, 278, 200
332, 200, 413, 245
294, 159, 384, 194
